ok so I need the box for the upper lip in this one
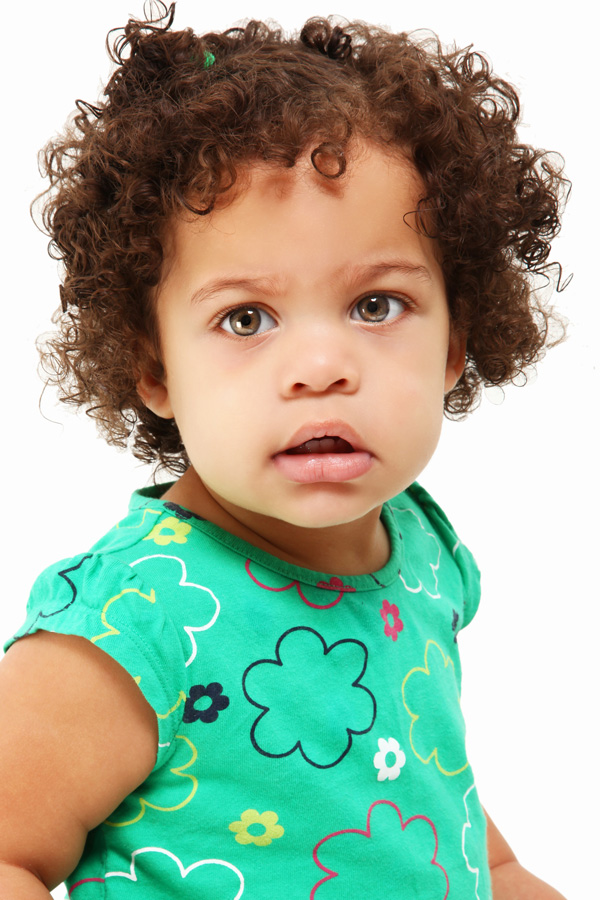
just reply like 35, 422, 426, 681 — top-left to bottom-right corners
276, 420, 367, 455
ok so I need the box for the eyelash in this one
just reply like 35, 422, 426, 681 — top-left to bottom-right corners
350, 292, 412, 324
216, 305, 277, 337
215, 292, 414, 337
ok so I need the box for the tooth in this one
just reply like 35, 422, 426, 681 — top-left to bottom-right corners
285, 435, 355, 454
320, 437, 337, 452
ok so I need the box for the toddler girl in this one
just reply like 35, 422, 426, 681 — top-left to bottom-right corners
0, 4, 569, 898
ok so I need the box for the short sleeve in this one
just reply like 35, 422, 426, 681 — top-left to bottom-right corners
3, 551, 188, 769
405, 482, 482, 629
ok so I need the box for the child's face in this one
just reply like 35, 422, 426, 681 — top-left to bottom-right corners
141, 143, 464, 531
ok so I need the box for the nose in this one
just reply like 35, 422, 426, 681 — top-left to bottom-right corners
279, 325, 360, 398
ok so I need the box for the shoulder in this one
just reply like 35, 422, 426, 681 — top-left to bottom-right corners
387, 481, 481, 626
4, 491, 204, 760
15, 486, 211, 639
0, 628, 159, 887
389, 481, 458, 536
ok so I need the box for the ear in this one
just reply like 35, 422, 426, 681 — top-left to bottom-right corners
444, 328, 467, 393
137, 368, 174, 419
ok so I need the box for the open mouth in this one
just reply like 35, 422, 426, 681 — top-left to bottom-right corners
285, 436, 354, 455
274, 430, 372, 483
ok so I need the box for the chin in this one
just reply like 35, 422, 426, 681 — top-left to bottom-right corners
267, 491, 384, 531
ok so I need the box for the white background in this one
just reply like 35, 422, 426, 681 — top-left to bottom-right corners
1, 1, 597, 898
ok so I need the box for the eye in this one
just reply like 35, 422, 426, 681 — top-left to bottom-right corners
351, 294, 407, 323
219, 306, 276, 336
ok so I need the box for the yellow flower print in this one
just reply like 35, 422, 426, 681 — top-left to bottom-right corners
105, 734, 198, 827
401, 640, 469, 777
144, 516, 192, 546
229, 809, 284, 846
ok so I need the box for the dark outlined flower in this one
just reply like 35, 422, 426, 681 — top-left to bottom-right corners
243, 626, 376, 768
164, 501, 206, 522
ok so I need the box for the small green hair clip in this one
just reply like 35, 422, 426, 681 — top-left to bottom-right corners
204, 50, 216, 69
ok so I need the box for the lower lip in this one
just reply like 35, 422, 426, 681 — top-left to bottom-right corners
272, 452, 374, 484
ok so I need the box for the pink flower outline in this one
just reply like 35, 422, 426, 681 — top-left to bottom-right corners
316, 576, 356, 593
380, 599, 403, 640
69, 879, 106, 895
311, 800, 449, 899
246, 560, 354, 609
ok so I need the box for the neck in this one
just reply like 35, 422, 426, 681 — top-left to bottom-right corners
160, 467, 390, 575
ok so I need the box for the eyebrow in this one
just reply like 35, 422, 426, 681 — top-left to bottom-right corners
346, 260, 433, 285
189, 259, 433, 306
190, 276, 281, 306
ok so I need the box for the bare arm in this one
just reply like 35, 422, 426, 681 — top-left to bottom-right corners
486, 810, 568, 899
0, 631, 158, 895
0, 862, 53, 900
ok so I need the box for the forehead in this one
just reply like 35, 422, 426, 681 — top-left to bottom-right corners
160, 143, 444, 299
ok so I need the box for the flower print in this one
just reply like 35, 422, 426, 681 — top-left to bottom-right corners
311, 800, 449, 898
462, 783, 489, 899
164, 501, 206, 522
229, 809, 284, 846
128, 554, 221, 668
80, 848, 244, 899
315, 576, 356, 593
245, 561, 354, 610
243, 627, 376, 768
105, 734, 198, 827
452, 609, 460, 643
144, 516, 192, 545
402, 640, 469, 776
380, 599, 403, 641
373, 737, 406, 781
183, 682, 230, 724
390, 505, 441, 598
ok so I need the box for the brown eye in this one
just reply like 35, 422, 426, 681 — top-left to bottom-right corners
352, 294, 405, 323
221, 307, 276, 336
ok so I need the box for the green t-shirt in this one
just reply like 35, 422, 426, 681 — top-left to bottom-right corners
5, 482, 490, 899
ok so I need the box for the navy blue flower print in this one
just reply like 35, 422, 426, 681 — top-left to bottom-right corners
183, 682, 230, 724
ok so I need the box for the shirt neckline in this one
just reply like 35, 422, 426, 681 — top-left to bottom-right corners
130, 484, 404, 591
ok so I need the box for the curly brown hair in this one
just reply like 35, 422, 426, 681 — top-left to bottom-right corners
38, 2, 569, 473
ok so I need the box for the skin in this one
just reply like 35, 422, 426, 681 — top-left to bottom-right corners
0, 144, 567, 897
139, 144, 465, 574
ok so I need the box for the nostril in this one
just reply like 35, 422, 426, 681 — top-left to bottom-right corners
283, 357, 359, 396
291, 377, 348, 394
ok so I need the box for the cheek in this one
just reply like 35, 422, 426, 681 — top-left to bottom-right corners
167, 364, 258, 472
372, 345, 447, 454
382, 339, 449, 403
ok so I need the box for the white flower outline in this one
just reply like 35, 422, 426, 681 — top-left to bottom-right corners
373, 736, 406, 781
